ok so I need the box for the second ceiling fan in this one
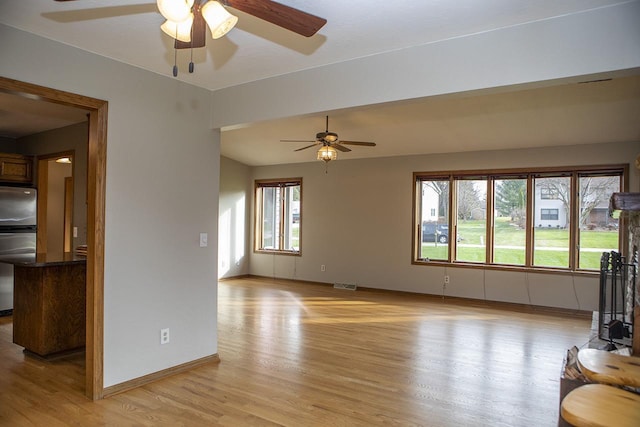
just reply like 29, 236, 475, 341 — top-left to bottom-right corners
281, 116, 376, 162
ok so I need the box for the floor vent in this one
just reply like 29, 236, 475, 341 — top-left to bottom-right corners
334, 283, 357, 291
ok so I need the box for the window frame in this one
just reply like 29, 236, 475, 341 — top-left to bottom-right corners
540, 208, 559, 221
540, 187, 560, 200
254, 177, 302, 256
412, 165, 628, 275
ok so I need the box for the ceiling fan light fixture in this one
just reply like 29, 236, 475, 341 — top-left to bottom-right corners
202, 1, 238, 39
157, 0, 194, 23
324, 132, 338, 143
160, 14, 194, 42
317, 146, 337, 163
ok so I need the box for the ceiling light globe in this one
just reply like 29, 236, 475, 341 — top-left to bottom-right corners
317, 146, 337, 163
202, 1, 238, 39
161, 15, 194, 42
157, 0, 193, 22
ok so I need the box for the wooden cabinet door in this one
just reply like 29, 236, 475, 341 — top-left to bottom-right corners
0, 153, 33, 184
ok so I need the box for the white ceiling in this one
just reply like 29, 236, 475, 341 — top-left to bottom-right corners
0, 0, 638, 165
224, 75, 640, 165
0, 0, 631, 91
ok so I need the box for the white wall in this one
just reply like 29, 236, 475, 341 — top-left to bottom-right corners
248, 141, 639, 311
218, 156, 251, 278
0, 24, 220, 387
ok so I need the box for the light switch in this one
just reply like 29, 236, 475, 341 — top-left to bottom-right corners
73, 227, 78, 238
199, 233, 208, 247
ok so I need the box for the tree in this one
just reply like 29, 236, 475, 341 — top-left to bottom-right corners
457, 180, 484, 221
578, 176, 619, 227
535, 176, 618, 227
495, 179, 526, 226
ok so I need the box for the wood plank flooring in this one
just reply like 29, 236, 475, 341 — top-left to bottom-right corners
0, 277, 592, 426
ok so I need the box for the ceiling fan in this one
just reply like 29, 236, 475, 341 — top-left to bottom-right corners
54, 0, 327, 75
281, 116, 376, 163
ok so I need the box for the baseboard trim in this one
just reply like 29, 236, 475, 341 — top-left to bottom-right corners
242, 274, 592, 319
219, 274, 251, 281
102, 354, 220, 398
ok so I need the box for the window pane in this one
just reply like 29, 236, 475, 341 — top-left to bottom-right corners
533, 177, 570, 267
419, 180, 449, 260
456, 179, 487, 263
493, 178, 527, 265
284, 185, 300, 251
578, 175, 620, 269
261, 187, 279, 250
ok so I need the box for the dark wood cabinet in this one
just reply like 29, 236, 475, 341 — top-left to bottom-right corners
0, 153, 34, 184
12, 258, 86, 357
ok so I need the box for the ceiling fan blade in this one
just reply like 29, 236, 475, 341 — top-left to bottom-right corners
294, 143, 318, 152
281, 139, 316, 143
224, 0, 326, 37
47, 3, 158, 22
339, 140, 376, 147
333, 144, 351, 152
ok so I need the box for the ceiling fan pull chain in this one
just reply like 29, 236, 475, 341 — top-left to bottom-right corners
173, 46, 178, 77
189, 18, 195, 73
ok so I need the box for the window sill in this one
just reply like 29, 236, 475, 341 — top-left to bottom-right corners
412, 259, 600, 277
255, 249, 301, 257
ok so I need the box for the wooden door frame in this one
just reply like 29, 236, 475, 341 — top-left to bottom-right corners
64, 176, 74, 253
0, 77, 107, 400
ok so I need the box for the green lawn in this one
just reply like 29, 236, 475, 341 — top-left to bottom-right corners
421, 217, 618, 269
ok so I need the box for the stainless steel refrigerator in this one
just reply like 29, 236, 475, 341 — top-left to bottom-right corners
0, 186, 37, 315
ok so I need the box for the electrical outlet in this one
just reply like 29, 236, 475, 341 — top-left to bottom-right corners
321, 264, 326, 272
444, 275, 450, 284
160, 328, 170, 345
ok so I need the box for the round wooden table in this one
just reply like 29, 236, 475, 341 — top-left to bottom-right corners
561, 384, 640, 427
577, 348, 640, 387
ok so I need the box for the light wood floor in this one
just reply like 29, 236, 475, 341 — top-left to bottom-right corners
0, 277, 591, 426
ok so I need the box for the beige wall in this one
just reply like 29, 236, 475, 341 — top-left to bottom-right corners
1, 24, 219, 388
218, 156, 251, 279
241, 141, 639, 311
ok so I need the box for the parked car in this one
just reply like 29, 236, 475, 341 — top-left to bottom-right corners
422, 222, 449, 243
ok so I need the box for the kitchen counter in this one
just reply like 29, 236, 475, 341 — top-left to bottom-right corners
4, 252, 86, 357
0, 252, 86, 267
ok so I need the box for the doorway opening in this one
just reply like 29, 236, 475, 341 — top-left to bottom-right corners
0, 77, 107, 400
36, 151, 77, 255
